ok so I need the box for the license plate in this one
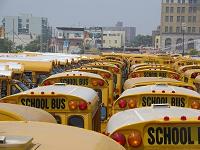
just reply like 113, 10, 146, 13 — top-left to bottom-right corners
144, 124, 200, 146
60, 78, 89, 86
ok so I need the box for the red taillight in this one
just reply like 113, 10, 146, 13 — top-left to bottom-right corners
105, 73, 111, 78
181, 116, 187, 121
44, 80, 52, 86
113, 67, 119, 73
98, 80, 104, 86
164, 116, 170, 121
128, 130, 142, 147
118, 99, 127, 108
111, 132, 126, 146
68, 101, 78, 110
131, 73, 139, 78
191, 100, 200, 109
79, 101, 87, 110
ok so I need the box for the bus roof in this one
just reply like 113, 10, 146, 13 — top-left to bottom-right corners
107, 106, 200, 134
46, 71, 104, 80
184, 69, 200, 76
77, 67, 112, 74
119, 84, 200, 98
10, 85, 98, 103
0, 121, 125, 150
0, 103, 56, 123
124, 77, 182, 90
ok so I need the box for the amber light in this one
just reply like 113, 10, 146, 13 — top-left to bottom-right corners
113, 67, 119, 73
128, 99, 137, 108
111, 132, 126, 146
118, 99, 127, 108
68, 101, 78, 110
79, 101, 88, 110
92, 80, 98, 86
128, 130, 142, 147
191, 100, 200, 109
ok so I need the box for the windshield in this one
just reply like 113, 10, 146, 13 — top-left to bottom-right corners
16, 81, 29, 91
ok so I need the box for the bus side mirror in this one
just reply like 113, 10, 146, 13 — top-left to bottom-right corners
100, 106, 107, 121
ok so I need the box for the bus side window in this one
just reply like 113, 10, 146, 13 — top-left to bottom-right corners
68, 115, 84, 128
1, 80, 7, 98
11, 85, 20, 95
54, 115, 62, 124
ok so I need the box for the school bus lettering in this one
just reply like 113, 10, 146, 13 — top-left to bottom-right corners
144, 72, 167, 77
20, 98, 66, 109
142, 96, 186, 107
60, 78, 89, 85
147, 126, 200, 145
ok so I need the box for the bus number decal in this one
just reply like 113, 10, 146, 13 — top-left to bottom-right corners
20, 98, 66, 109
142, 96, 185, 107
60, 78, 89, 85
147, 126, 200, 145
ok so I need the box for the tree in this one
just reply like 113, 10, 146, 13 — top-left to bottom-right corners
132, 35, 153, 47
24, 37, 40, 52
0, 38, 13, 52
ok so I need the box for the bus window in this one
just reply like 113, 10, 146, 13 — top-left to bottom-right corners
68, 115, 84, 128
184, 77, 188, 83
37, 74, 47, 84
95, 89, 102, 103
24, 72, 32, 81
101, 106, 107, 121
54, 115, 62, 124
1, 80, 7, 98
93, 108, 101, 132
11, 85, 20, 95
16, 81, 29, 91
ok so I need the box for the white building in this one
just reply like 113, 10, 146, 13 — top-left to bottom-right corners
103, 31, 125, 48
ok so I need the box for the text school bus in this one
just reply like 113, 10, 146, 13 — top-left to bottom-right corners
41, 71, 109, 120
124, 77, 196, 91
128, 69, 180, 80
113, 84, 200, 114
0, 103, 56, 123
183, 69, 200, 85
0, 85, 101, 131
194, 75, 200, 93
0, 121, 126, 150
0, 70, 29, 98
107, 105, 200, 149
84, 62, 122, 97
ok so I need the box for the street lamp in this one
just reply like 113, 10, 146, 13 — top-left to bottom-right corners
182, 23, 187, 56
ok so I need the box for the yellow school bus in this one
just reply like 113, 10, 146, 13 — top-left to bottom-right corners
173, 59, 200, 71
133, 65, 175, 72
1, 84, 101, 131
0, 70, 29, 98
194, 75, 200, 93
130, 64, 149, 72
0, 103, 56, 123
107, 105, 200, 149
124, 77, 196, 91
0, 121, 125, 150
128, 69, 180, 80
178, 65, 200, 74
113, 84, 200, 114
183, 69, 200, 85
85, 62, 122, 98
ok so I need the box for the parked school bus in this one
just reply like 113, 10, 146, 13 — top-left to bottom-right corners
107, 105, 200, 149
0, 84, 101, 131
128, 69, 180, 80
0, 70, 29, 98
113, 84, 200, 114
0, 103, 56, 123
194, 75, 200, 93
0, 121, 125, 150
124, 77, 196, 91
178, 65, 200, 74
183, 69, 200, 85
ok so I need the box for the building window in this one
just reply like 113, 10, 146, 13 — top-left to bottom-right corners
165, 16, 169, 22
194, 0, 197, 4
171, 0, 174, 3
193, 16, 196, 22
176, 27, 180, 33
181, 7, 185, 13
169, 26, 173, 33
170, 16, 173, 22
192, 27, 196, 33
115, 40, 117, 44
177, 7, 181, 13
165, 26, 169, 33
166, 7, 169, 13
182, 0, 185, 3
177, 16, 181, 22
181, 16, 185, 22
193, 7, 197, 13
178, 0, 181, 3
189, 0, 193, 4
188, 27, 191, 33
170, 7, 174, 13
166, 0, 169, 3
189, 7, 193, 13
26, 19, 29, 23
188, 16, 192, 22
103, 40, 105, 43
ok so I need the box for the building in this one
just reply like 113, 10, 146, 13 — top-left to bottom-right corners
2, 14, 51, 50
103, 31, 125, 48
103, 22, 136, 47
155, 35, 161, 49
161, 0, 200, 53
152, 26, 160, 48
55, 27, 85, 53
0, 26, 5, 39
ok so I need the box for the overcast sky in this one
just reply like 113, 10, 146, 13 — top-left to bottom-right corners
0, 0, 161, 35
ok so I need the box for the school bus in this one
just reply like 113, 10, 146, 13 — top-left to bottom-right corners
0, 84, 101, 131
0, 70, 29, 98
0, 121, 126, 150
130, 64, 149, 72
183, 69, 200, 85
128, 69, 180, 80
113, 84, 200, 114
173, 59, 200, 71
124, 77, 196, 91
107, 105, 200, 149
133, 65, 175, 72
0, 103, 56, 123
178, 65, 200, 74
194, 75, 200, 93
84, 62, 122, 98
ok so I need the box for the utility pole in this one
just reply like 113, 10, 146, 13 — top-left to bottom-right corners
12, 19, 15, 49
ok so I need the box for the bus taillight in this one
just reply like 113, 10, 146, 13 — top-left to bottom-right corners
113, 67, 119, 73
79, 101, 87, 110
92, 80, 98, 86
105, 73, 111, 79
68, 101, 78, 110
118, 99, 127, 108
191, 100, 200, 109
128, 130, 142, 148
98, 80, 104, 86
128, 99, 137, 108
111, 132, 126, 146
44, 80, 53, 86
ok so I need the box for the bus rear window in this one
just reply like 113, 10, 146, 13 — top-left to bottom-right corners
68, 115, 84, 128
17, 81, 29, 91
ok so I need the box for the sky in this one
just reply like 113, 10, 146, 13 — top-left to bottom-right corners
0, 0, 161, 35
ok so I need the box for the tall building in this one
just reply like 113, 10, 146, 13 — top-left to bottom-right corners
0, 26, 5, 39
161, 0, 200, 53
2, 14, 51, 50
